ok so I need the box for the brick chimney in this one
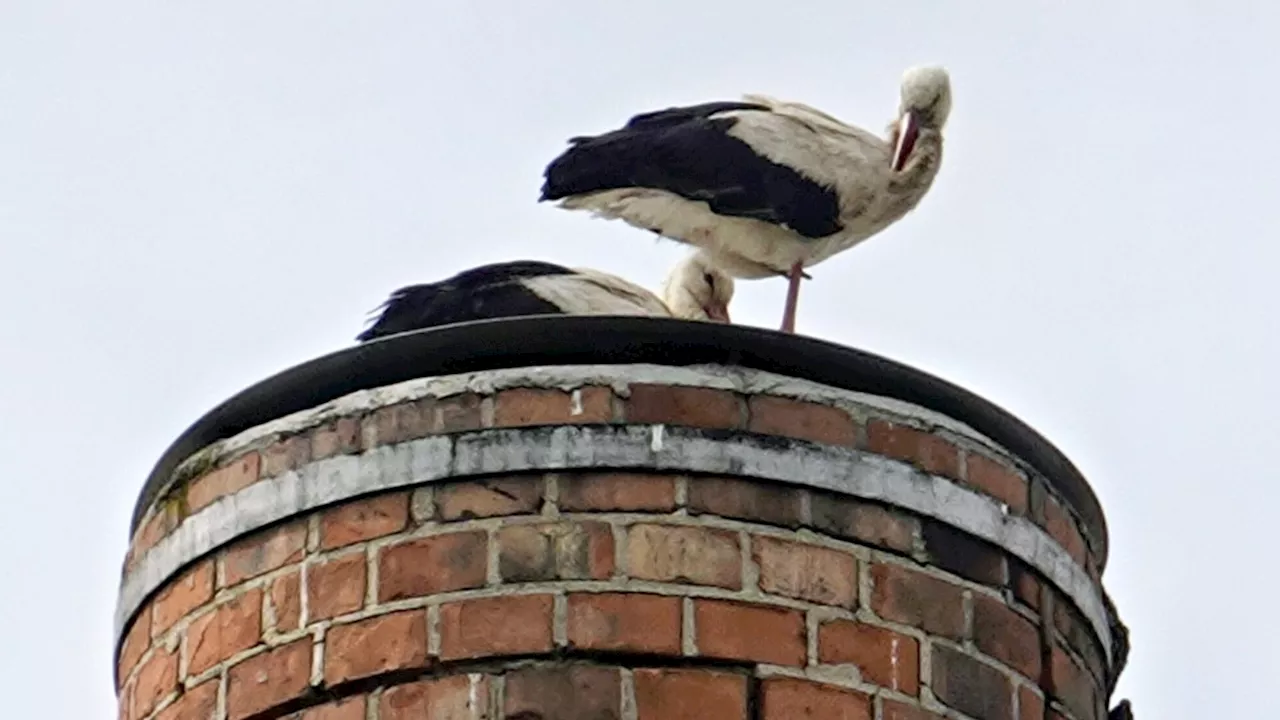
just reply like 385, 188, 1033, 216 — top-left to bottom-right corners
113, 316, 1130, 720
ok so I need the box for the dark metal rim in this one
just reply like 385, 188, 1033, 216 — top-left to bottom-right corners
129, 315, 1109, 566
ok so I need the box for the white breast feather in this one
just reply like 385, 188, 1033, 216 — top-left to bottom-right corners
521, 271, 672, 317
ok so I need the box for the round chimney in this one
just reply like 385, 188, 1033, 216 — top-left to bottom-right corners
113, 316, 1130, 720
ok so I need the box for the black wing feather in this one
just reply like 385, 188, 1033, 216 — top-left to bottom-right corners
541, 101, 843, 239
356, 261, 573, 342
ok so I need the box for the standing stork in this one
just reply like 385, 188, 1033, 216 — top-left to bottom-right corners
539, 65, 952, 333
355, 251, 734, 342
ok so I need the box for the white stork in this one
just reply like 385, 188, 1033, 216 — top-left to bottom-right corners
356, 251, 734, 342
539, 65, 952, 333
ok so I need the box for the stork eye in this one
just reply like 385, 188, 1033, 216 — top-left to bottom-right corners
703, 272, 715, 287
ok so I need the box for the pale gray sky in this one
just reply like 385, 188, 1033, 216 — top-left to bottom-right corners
2, 2, 1273, 717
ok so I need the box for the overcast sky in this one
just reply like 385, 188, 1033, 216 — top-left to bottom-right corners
2, 2, 1274, 717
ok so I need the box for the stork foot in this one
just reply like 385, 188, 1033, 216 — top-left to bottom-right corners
779, 261, 805, 333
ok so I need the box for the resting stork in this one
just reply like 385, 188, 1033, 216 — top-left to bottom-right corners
356, 251, 734, 342
539, 65, 952, 333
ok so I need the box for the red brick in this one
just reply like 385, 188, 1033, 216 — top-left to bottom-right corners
748, 395, 857, 446
965, 453, 1029, 514
493, 386, 614, 426
222, 521, 307, 586
753, 536, 857, 607
694, 599, 806, 666
870, 563, 966, 640
436, 393, 483, 432
566, 593, 682, 654
186, 452, 262, 512
378, 531, 487, 602
1043, 495, 1088, 566
308, 553, 367, 621
226, 638, 312, 720
152, 560, 214, 633
818, 619, 920, 695
132, 645, 178, 718
559, 472, 677, 512
761, 678, 872, 720
132, 504, 180, 559
1053, 597, 1106, 686
1019, 685, 1045, 720
625, 384, 743, 429
261, 435, 312, 478
882, 699, 946, 720
438, 594, 554, 660
498, 521, 614, 582
269, 571, 302, 633
922, 521, 1007, 586
117, 610, 151, 685
381, 675, 488, 720
688, 476, 805, 527
810, 494, 918, 555
931, 643, 1013, 720
633, 668, 747, 720
1009, 559, 1042, 611
286, 696, 366, 720
972, 595, 1042, 680
324, 609, 428, 684
1050, 644, 1098, 720
361, 400, 436, 447
318, 492, 410, 550
310, 417, 362, 460
186, 588, 264, 675
626, 523, 741, 589
155, 679, 218, 720
437, 476, 543, 520
505, 665, 621, 719
866, 420, 960, 479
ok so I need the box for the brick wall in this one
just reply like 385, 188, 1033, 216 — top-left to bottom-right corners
116, 365, 1124, 720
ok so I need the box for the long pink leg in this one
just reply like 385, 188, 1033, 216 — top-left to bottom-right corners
779, 261, 804, 333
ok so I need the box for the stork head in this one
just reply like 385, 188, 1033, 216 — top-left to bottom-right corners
662, 251, 735, 323
891, 65, 952, 172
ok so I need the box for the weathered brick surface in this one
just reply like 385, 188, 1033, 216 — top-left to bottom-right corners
752, 535, 857, 607
761, 677, 872, 720
747, 395, 857, 446
318, 492, 409, 550
559, 472, 677, 512
186, 452, 262, 512
810, 494, 918, 555
380, 675, 487, 720
185, 588, 263, 675
504, 664, 621, 719
494, 387, 614, 426
324, 610, 428, 684
308, 552, 367, 621
497, 521, 614, 582
688, 475, 804, 527
438, 594, 555, 660
378, 531, 487, 601
152, 560, 214, 633
633, 668, 748, 720
221, 521, 306, 586
625, 384, 743, 429
817, 619, 920, 695
693, 599, 806, 666
566, 593, 682, 654
436, 476, 543, 520
226, 638, 312, 720
870, 563, 967, 640
866, 419, 960, 479
626, 523, 741, 589
120, 380, 1117, 720
931, 643, 1014, 720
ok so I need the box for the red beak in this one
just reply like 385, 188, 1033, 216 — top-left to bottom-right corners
891, 110, 920, 172
704, 304, 731, 323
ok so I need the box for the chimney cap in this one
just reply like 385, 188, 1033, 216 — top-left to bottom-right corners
130, 315, 1108, 566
